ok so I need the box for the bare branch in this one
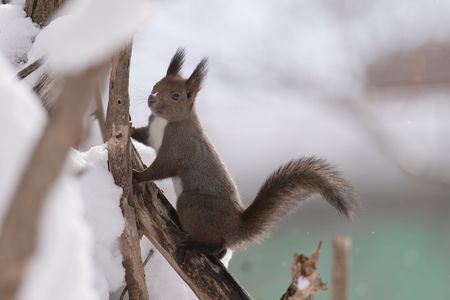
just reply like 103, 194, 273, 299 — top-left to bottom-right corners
281, 241, 327, 300
106, 44, 149, 300
0, 64, 107, 300
17, 59, 43, 80
33, 73, 55, 111
143, 248, 155, 266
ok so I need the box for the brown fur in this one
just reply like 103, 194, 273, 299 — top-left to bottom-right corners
133, 49, 358, 257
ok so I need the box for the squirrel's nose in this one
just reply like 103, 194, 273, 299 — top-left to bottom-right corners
148, 91, 159, 104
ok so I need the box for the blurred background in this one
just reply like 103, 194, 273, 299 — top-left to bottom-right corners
126, 0, 450, 299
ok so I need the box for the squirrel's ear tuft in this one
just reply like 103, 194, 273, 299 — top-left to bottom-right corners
166, 48, 185, 76
186, 58, 208, 99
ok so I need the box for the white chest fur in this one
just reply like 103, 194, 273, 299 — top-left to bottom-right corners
148, 116, 168, 152
148, 116, 184, 196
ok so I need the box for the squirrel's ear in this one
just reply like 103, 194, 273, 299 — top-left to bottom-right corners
186, 58, 208, 100
166, 48, 185, 76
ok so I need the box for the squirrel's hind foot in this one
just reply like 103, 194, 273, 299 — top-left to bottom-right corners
175, 238, 226, 264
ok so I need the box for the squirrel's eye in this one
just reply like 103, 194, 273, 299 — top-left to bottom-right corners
171, 92, 180, 101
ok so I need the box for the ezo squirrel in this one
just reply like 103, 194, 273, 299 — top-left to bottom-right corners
132, 49, 358, 262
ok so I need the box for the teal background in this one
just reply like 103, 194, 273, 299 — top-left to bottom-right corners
229, 201, 450, 300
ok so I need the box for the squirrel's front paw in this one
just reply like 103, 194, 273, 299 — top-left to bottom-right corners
132, 169, 144, 183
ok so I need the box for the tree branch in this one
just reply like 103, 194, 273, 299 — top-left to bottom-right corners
281, 241, 327, 300
106, 44, 149, 300
33, 73, 55, 111
17, 59, 43, 80
0, 63, 107, 300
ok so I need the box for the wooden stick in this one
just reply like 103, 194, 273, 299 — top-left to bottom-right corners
33, 73, 54, 111
106, 43, 149, 300
0, 63, 107, 300
17, 59, 43, 80
332, 235, 350, 300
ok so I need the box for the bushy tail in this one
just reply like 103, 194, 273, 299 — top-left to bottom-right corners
239, 157, 358, 244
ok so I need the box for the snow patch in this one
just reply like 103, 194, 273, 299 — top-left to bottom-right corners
29, 0, 151, 73
296, 276, 311, 290
0, 4, 39, 67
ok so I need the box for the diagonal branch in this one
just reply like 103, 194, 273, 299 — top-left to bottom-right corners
17, 59, 43, 80
0, 63, 107, 300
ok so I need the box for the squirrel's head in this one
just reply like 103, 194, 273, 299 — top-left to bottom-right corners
148, 48, 208, 121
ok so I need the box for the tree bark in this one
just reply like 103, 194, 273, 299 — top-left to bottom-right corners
25, 0, 64, 27
332, 236, 350, 300
33, 73, 55, 111
0, 64, 107, 300
106, 44, 149, 300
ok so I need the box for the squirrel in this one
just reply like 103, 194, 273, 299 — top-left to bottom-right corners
132, 49, 358, 261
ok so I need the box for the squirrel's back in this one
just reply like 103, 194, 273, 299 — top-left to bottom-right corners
168, 116, 241, 202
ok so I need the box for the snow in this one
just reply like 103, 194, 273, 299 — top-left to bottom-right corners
0, 52, 214, 299
0, 1, 203, 298
296, 276, 311, 290
75, 146, 125, 299
0, 55, 45, 225
0, 54, 99, 300
28, 0, 152, 73
0, 3, 39, 67
19, 167, 99, 300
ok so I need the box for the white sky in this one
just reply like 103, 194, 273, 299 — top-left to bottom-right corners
129, 0, 450, 203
